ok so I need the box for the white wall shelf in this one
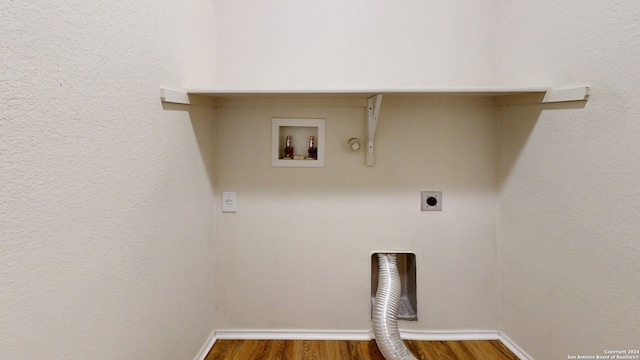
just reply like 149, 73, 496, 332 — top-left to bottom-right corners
160, 86, 589, 167
162, 86, 589, 104
184, 86, 551, 99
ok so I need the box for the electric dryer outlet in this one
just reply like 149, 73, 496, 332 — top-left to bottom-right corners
421, 191, 442, 211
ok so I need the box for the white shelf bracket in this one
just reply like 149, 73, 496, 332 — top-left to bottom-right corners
542, 86, 590, 103
160, 88, 190, 104
366, 94, 383, 166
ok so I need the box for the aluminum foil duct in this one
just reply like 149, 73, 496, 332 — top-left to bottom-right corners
372, 253, 418, 360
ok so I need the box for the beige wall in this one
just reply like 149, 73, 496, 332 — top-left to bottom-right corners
214, 2, 640, 357
214, 0, 499, 89
5, 1, 639, 359
213, 96, 500, 332
496, 1, 640, 358
1, 1, 217, 359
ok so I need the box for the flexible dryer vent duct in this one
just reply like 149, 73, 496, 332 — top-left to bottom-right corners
372, 253, 418, 360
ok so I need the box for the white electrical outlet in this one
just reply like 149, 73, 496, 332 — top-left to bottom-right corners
222, 191, 237, 213
421, 191, 442, 211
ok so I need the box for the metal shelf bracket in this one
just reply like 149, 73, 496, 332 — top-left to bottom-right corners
367, 93, 384, 166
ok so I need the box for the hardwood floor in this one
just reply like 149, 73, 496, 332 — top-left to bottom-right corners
205, 339, 520, 360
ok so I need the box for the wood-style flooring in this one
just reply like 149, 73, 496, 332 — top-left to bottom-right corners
206, 339, 520, 360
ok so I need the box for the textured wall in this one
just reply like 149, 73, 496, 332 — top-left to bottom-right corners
5, 1, 639, 359
213, 96, 499, 332
496, 1, 640, 358
1, 1, 217, 359
214, 0, 499, 89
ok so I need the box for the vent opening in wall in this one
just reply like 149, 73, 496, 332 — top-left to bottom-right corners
371, 252, 417, 321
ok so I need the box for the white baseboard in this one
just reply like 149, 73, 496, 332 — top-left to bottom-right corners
400, 329, 501, 341
215, 329, 372, 341
193, 330, 217, 360
195, 329, 531, 360
499, 333, 533, 360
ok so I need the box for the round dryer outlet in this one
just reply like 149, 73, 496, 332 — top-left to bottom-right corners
421, 191, 442, 211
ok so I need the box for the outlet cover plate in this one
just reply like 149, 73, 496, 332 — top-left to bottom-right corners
421, 191, 442, 211
222, 191, 237, 213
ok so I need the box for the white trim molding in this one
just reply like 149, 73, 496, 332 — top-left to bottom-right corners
400, 330, 500, 341
194, 329, 532, 360
215, 329, 372, 341
193, 330, 217, 360
499, 333, 533, 360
